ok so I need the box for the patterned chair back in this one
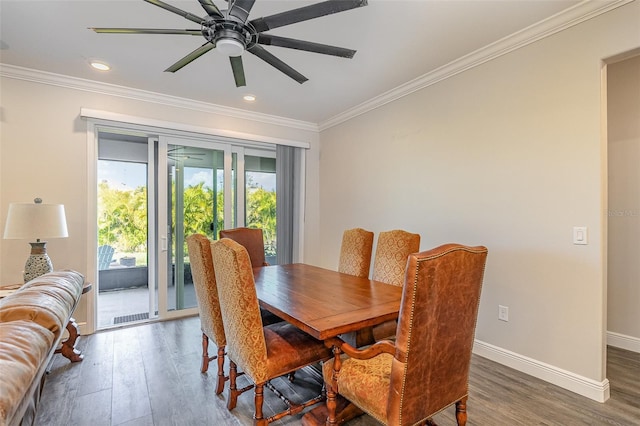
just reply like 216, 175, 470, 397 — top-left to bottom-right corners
211, 238, 269, 383
186, 234, 226, 347
372, 230, 420, 286
338, 228, 374, 278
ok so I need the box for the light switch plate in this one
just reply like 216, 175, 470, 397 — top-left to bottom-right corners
573, 226, 588, 245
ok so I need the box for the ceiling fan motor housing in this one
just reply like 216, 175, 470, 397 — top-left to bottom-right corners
202, 15, 256, 54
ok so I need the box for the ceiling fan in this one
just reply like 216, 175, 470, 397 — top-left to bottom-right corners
90, 0, 367, 87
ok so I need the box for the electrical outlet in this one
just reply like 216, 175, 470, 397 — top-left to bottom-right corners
498, 305, 509, 322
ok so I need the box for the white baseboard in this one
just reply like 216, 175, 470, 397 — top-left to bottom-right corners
607, 331, 640, 353
473, 340, 610, 403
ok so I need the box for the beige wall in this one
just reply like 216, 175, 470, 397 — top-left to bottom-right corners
0, 78, 320, 322
608, 54, 640, 342
318, 0, 640, 387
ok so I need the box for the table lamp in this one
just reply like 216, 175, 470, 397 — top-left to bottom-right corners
3, 198, 68, 283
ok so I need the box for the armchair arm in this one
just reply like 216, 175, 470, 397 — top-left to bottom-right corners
324, 335, 408, 419
325, 337, 404, 362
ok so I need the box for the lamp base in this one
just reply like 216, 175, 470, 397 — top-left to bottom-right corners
23, 241, 53, 283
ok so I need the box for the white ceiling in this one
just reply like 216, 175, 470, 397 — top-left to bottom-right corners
0, 0, 610, 125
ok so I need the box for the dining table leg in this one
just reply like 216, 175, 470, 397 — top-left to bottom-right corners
301, 395, 363, 426
335, 327, 375, 348
301, 344, 365, 426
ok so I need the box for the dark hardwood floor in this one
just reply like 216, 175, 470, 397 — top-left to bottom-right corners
36, 316, 640, 425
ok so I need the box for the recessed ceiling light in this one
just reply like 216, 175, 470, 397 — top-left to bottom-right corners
90, 61, 110, 71
243, 94, 256, 102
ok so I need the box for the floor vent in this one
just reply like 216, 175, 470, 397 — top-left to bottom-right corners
113, 312, 149, 324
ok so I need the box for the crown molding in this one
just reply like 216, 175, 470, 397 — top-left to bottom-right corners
319, 0, 633, 131
0, 63, 319, 133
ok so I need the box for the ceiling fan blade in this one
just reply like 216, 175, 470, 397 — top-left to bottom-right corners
143, 0, 205, 25
230, 56, 247, 87
164, 42, 215, 73
197, 0, 223, 18
257, 34, 356, 58
250, 0, 367, 33
90, 28, 201, 35
247, 44, 308, 84
228, 0, 256, 23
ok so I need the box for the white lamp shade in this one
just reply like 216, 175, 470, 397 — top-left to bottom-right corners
3, 202, 68, 240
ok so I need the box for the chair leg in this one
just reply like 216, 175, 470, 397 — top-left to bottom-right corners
326, 386, 338, 426
201, 333, 210, 373
215, 345, 226, 395
227, 361, 239, 411
253, 383, 268, 426
455, 397, 467, 426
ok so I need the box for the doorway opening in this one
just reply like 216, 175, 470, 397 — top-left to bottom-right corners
605, 49, 640, 403
97, 133, 153, 328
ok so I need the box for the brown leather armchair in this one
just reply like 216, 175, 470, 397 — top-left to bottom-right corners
338, 228, 374, 278
211, 238, 333, 425
323, 243, 488, 426
219, 227, 269, 267
186, 234, 228, 395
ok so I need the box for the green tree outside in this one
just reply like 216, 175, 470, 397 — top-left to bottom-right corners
98, 176, 276, 264
98, 181, 147, 253
246, 185, 276, 257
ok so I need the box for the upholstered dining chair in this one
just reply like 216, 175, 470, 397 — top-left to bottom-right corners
211, 238, 333, 426
219, 227, 282, 326
372, 229, 421, 286
323, 243, 488, 426
186, 234, 228, 395
338, 228, 374, 278
369, 229, 421, 341
219, 227, 269, 268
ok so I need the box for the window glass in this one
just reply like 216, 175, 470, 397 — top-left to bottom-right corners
245, 155, 276, 264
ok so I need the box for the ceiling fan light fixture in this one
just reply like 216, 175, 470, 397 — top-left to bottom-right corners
216, 38, 245, 57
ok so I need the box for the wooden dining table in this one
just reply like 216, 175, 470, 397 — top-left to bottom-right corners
253, 263, 403, 425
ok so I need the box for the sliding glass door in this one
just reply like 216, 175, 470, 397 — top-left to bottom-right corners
157, 141, 277, 314
157, 137, 231, 316
95, 128, 279, 327
158, 139, 227, 313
